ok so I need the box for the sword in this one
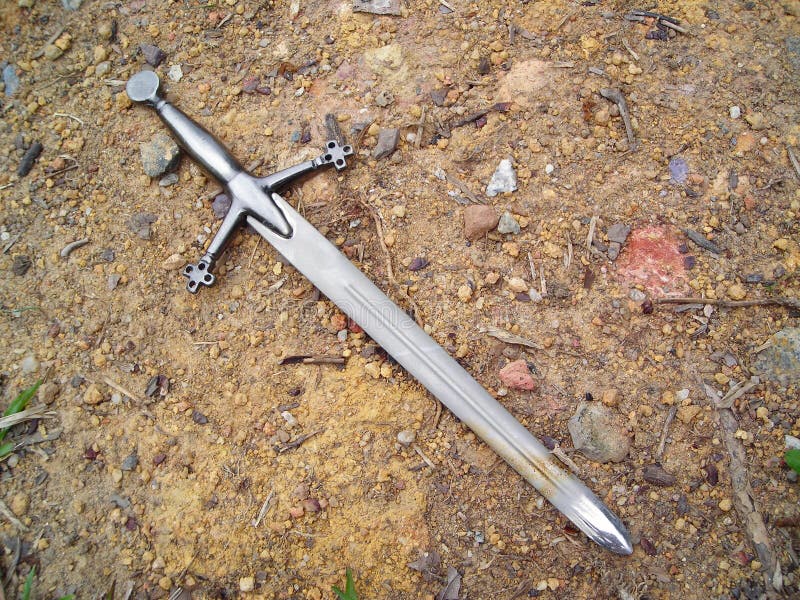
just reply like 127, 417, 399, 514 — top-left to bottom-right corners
126, 70, 632, 555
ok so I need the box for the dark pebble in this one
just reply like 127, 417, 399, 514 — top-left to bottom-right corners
11, 255, 31, 276
540, 435, 557, 451
192, 410, 208, 425
140, 43, 166, 67
211, 193, 232, 219
683, 255, 696, 269
641, 299, 654, 314
744, 273, 763, 284
408, 257, 429, 272
152, 452, 167, 466
640, 537, 658, 556
477, 57, 490, 75
17, 141, 43, 177
124, 516, 138, 531
300, 130, 311, 144
642, 463, 676, 487
99, 248, 115, 262
256, 86, 271, 95
684, 228, 721, 255
84, 447, 98, 460
242, 77, 259, 93
128, 212, 157, 240
144, 374, 169, 398
704, 463, 719, 485
372, 128, 400, 160
430, 88, 447, 106
70, 374, 85, 387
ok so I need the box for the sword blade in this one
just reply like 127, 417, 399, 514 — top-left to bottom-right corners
247, 194, 632, 555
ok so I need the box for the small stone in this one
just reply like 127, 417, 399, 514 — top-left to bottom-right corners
43, 45, 63, 60
159, 173, 179, 187
302, 498, 321, 513
408, 257, 429, 272
464, 205, 499, 240
93, 45, 108, 64
121, 452, 139, 471
98, 22, 113, 40
568, 402, 630, 463
375, 90, 394, 107
718, 497, 733, 512
107, 274, 121, 291
38, 382, 59, 405
545, 163, 555, 175
753, 327, 800, 389
281, 411, 298, 427
744, 112, 768, 130
668, 156, 689, 183
456, 285, 472, 303
729, 105, 741, 119
629, 289, 646, 302
397, 429, 416, 446
95, 61, 111, 77
485, 158, 517, 197
140, 43, 166, 67
677, 405, 701, 424
642, 463, 677, 487
773, 238, 790, 251
239, 577, 255, 593
9, 492, 29, 517
192, 410, 209, 425
497, 211, 521, 235
364, 361, 381, 379
61, 0, 83, 9
288, 505, 304, 518
607, 223, 631, 244
390, 205, 407, 218
601, 389, 619, 406
140, 133, 180, 177
727, 283, 746, 300
84, 383, 105, 405
158, 576, 173, 591
3, 65, 19, 96
128, 213, 158, 240
506, 277, 528, 293
20, 355, 39, 374
498, 359, 536, 391
607, 242, 621, 260
212, 194, 232, 219
12, 255, 32, 276
111, 468, 123, 483
167, 64, 183, 82
372, 128, 400, 159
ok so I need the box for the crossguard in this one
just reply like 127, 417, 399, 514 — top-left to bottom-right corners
126, 70, 356, 294
317, 140, 353, 171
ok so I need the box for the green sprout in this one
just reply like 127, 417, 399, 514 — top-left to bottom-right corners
0, 380, 42, 459
332, 568, 359, 600
786, 449, 800, 475
21, 567, 35, 600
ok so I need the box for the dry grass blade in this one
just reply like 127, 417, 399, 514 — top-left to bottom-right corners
0, 406, 54, 430
479, 325, 542, 350
656, 296, 800, 310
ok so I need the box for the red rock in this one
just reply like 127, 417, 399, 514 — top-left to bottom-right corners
498, 359, 536, 391
464, 205, 499, 241
615, 226, 688, 297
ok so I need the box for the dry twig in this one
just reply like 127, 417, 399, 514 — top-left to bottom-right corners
655, 406, 677, 461
656, 296, 800, 310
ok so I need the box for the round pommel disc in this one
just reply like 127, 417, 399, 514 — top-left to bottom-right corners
126, 70, 161, 104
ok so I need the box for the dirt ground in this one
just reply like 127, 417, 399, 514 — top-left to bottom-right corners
1, 0, 800, 598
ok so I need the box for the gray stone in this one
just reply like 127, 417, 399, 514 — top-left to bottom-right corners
568, 401, 630, 463
20, 355, 39, 374
159, 173, 179, 187
353, 0, 402, 16
121, 452, 139, 471
3, 65, 19, 97
211, 193, 232, 219
107, 274, 121, 290
372, 128, 399, 159
485, 158, 517, 197
607, 241, 621, 260
140, 133, 180, 177
497, 211, 520, 235
95, 61, 111, 77
128, 213, 157, 240
167, 64, 183, 82
607, 223, 631, 244
753, 327, 800, 389
397, 429, 416, 446
61, 0, 83, 8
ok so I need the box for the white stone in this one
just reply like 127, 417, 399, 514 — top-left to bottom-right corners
485, 158, 517, 197
729, 105, 741, 119
167, 64, 183, 82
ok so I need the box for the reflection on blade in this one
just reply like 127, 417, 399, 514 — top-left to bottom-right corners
246, 194, 632, 555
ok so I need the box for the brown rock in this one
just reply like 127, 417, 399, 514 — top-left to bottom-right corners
464, 205, 499, 240
84, 383, 105, 405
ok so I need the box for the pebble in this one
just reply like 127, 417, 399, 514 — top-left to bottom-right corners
364, 361, 381, 378
456, 285, 472, 303
668, 156, 689, 184
159, 173, 179, 187
506, 277, 528, 293
744, 112, 768, 130
607, 223, 631, 244
212, 193, 232, 219
397, 429, 416, 446
729, 105, 741, 119
390, 205, 406, 218
727, 283, 746, 300
496, 211, 520, 235
20, 355, 39, 374
95, 61, 111, 77
84, 383, 105, 405
718, 498, 733, 512
642, 463, 677, 487
281, 410, 298, 427
372, 128, 400, 159
38, 382, 59, 405
568, 402, 630, 463
239, 577, 255, 592
192, 410, 209, 424
498, 359, 536, 391
12, 255, 31, 276
17, 141, 43, 177
544, 163, 555, 175
111, 468, 123, 483
128, 213, 158, 240
107, 274, 121, 291
168, 64, 183, 82
121, 452, 139, 471
3, 64, 19, 97
408, 257, 428, 271
44, 45, 63, 60
158, 576, 172, 591
753, 327, 800, 388
629, 289, 646, 302
140, 133, 180, 177
677, 405, 701, 424
463, 205, 499, 240
61, 0, 83, 9
9, 492, 29, 517
485, 159, 517, 197
140, 43, 166, 67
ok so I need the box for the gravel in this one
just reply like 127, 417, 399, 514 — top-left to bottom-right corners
568, 401, 630, 463
140, 133, 180, 177
485, 158, 517, 197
